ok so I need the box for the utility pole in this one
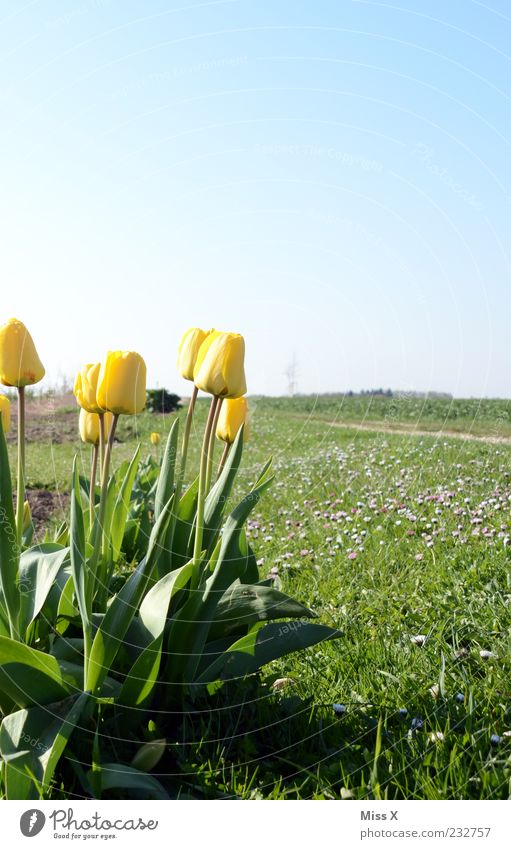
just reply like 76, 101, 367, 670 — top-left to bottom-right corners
285, 354, 299, 396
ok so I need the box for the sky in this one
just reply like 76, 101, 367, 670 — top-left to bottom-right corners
1, 0, 510, 398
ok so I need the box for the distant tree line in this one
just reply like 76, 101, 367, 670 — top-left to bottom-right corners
286, 389, 454, 399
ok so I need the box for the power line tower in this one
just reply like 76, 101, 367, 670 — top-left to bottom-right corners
285, 354, 299, 396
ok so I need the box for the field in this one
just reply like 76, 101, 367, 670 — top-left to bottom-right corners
9, 393, 511, 799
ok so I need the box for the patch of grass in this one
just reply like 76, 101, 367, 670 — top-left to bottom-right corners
255, 394, 511, 438
172, 407, 511, 798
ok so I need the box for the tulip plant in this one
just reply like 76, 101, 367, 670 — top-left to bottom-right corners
0, 320, 340, 800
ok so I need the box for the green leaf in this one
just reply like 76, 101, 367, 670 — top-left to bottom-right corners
86, 493, 175, 694
167, 461, 274, 685
91, 763, 169, 799
56, 575, 77, 635
196, 621, 342, 685
239, 533, 260, 584
53, 521, 69, 547
0, 602, 11, 638
170, 477, 199, 568
70, 458, 91, 636
99, 472, 119, 568
0, 692, 89, 799
153, 419, 181, 576
154, 417, 179, 520
18, 544, 70, 637
90, 716, 103, 799
51, 637, 85, 664
111, 445, 141, 563
202, 460, 275, 601
119, 560, 194, 707
0, 636, 80, 709
138, 559, 194, 643
0, 418, 20, 638
208, 580, 315, 640
200, 424, 245, 553
21, 515, 34, 548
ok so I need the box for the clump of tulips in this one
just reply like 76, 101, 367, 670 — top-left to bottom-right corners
0, 318, 339, 800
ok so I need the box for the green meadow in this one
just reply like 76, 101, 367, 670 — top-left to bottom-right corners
9, 394, 511, 799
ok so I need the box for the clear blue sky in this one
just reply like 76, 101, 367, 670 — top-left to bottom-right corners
1, 0, 510, 397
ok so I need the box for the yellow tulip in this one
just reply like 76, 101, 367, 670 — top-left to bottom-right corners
0, 394, 10, 433
177, 327, 210, 381
216, 397, 249, 444
194, 331, 246, 398
150, 431, 161, 445
23, 500, 32, 532
97, 351, 147, 415
74, 363, 102, 413
79, 408, 113, 445
0, 318, 45, 387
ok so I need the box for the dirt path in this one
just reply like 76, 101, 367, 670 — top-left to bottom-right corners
295, 416, 511, 445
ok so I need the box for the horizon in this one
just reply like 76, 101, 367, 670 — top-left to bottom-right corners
12, 382, 511, 404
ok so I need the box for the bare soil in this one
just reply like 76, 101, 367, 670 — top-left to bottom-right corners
26, 489, 70, 534
7, 392, 77, 444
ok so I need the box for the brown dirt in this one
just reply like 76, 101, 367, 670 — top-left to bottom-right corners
13, 489, 70, 536
26, 489, 70, 534
8, 393, 76, 533
7, 392, 77, 444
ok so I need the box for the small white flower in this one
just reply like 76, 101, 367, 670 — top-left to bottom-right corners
271, 677, 295, 692
411, 634, 427, 646
429, 684, 440, 700
479, 649, 494, 660
429, 731, 445, 743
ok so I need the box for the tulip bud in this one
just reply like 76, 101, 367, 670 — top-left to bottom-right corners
0, 318, 45, 388
216, 397, 249, 444
79, 408, 113, 445
150, 431, 161, 446
23, 500, 32, 532
74, 363, 103, 413
97, 351, 147, 415
131, 739, 166, 772
194, 331, 246, 398
0, 394, 10, 434
177, 328, 210, 381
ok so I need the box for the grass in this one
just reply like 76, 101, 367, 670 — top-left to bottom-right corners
8, 395, 511, 798
254, 394, 511, 437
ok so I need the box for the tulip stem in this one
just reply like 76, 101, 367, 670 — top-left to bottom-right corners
192, 396, 219, 581
89, 443, 99, 522
178, 385, 198, 497
205, 397, 223, 493
217, 442, 231, 479
15, 386, 26, 547
100, 413, 118, 555
98, 412, 105, 477
92, 414, 118, 608
161, 386, 198, 575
